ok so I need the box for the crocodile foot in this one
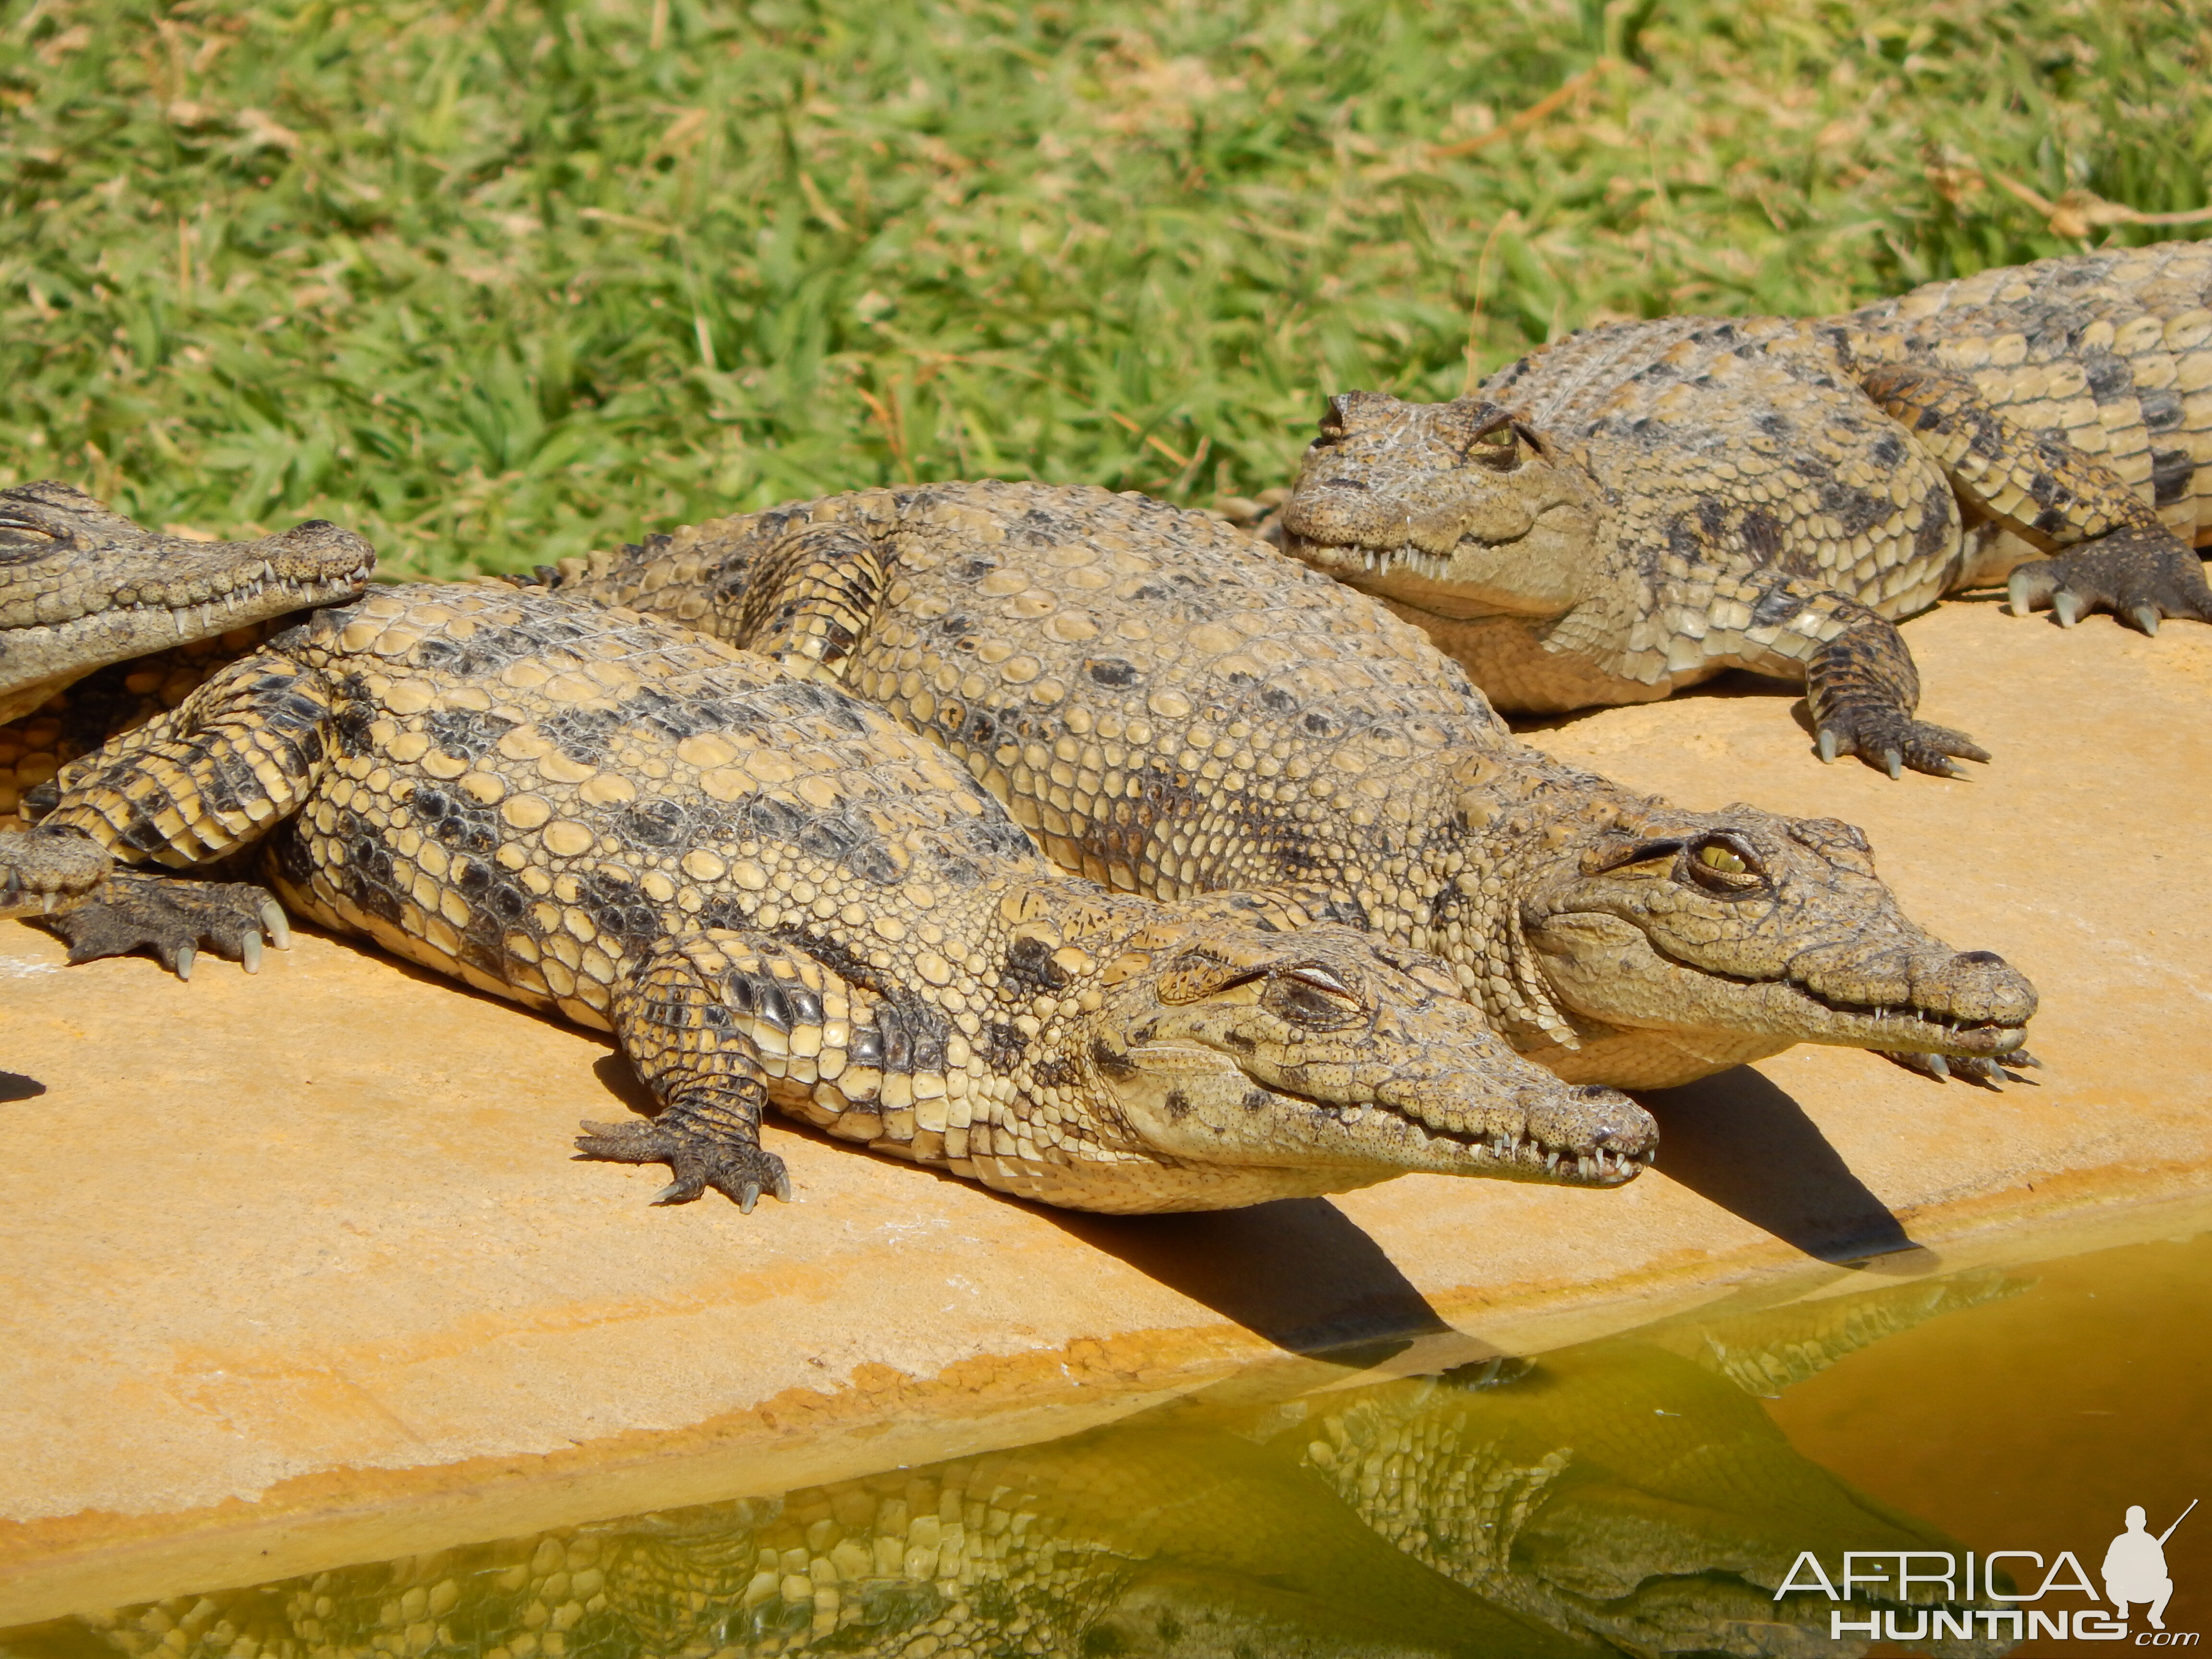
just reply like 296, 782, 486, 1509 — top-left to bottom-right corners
2007, 527, 2212, 635
0, 830, 113, 920
1805, 605, 1990, 779
1881, 1048, 2042, 1089
575, 1115, 793, 1212
1814, 705, 1990, 781
29, 869, 290, 979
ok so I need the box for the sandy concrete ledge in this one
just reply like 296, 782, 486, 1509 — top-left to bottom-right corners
3, 598, 2209, 1625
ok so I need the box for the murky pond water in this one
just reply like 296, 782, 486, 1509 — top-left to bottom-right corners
5, 1233, 2206, 1659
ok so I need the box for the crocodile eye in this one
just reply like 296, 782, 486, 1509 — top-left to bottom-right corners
1683, 835, 1767, 893
1477, 425, 1514, 448
1264, 964, 1364, 1028
0, 519, 61, 556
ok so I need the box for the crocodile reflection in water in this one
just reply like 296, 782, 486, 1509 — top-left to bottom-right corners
1243, 1273, 2027, 1659
27, 1278, 2022, 1659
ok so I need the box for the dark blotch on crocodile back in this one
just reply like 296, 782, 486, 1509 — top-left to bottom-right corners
1751, 584, 1807, 627
423, 708, 511, 763
2153, 447, 2196, 507
619, 797, 689, 849
1088, 1036, 1133, 1081
1030, 1055, 1078, 1090
1913, 488, 1953, 561
2081, 350, 2134, 402
580, 867, 659, 948
541, 706, 620, 766
2140, 388, 2186, 434
1003, 934, 1071, 996
1740, 508, 1785, 563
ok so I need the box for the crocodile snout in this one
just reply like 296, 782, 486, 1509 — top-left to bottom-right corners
1914, 948, 2038, 1029
1527, 1084, 1658, 1163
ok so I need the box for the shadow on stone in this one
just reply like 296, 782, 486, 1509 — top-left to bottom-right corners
359, 949, 1433, 1361
584, 1055, 1453, 1360
0, 1071, 45, 1103
1042, 1199, 1456, 1363
590, 1052, 658, 1115
1637, 1065, 1916, 1264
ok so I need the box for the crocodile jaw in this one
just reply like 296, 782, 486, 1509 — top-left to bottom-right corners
1103, 1040, 1655, 1190
0, 483, 376, 718
1523, 911, 2033, 1076
1279, 503, 1600, 621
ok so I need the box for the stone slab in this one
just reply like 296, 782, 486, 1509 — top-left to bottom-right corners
2, 596, 2209, 1625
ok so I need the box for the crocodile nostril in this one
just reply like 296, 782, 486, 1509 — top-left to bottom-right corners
1954, 950, 2007, 967
1322, 477, 1370, 491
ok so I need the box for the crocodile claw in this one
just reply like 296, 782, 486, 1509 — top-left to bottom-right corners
1814, 710, 1988, 780
31, 871, 291, 979
576, 1115, 793, 1211
1879, 1049, 2037, 1090
2007, 529, 2212, 632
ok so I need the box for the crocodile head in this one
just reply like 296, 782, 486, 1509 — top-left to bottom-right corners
0, 481, 376, 722
1084, 921, 1655, 1193
1504, 803, 2038, 1087
1276, 392, 1603, 618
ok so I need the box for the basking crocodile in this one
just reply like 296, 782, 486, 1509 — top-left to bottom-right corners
530, 481, 2037, 1089
1276, 239, 2212, 777
35, 1280, 2016, 1659
0, 481, 372, 957
27, 582, 1653, 1209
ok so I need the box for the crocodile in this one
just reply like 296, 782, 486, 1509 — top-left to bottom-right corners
33, 1279, 2017, 1659
1276, 238, 2212, 777
0, 481, 373, 951
27, 581, 1654, 1210
529, 481, 2037, 1090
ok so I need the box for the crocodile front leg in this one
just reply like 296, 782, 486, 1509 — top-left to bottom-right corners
1855, 358, 2212, 633
30, 651, 332, 974
1593, 563, 1990, 779
1803, 595, 1990, 780
587, 931, 876, 1211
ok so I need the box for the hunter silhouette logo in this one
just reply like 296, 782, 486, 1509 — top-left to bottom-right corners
2107, 1502, 2194, 1632
1777, 1499, 2198, 1644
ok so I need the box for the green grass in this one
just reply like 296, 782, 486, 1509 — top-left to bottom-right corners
2, 0, 2207, 576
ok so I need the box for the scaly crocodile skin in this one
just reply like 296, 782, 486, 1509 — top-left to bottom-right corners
1278, 239, 2212, 778
34, 583, 1654, 1210
539, 481, 2036, 1091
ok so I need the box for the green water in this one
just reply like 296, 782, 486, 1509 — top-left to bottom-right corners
6, 1233, 2207, 1659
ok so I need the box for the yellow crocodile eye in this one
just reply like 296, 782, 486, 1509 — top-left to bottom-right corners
1478, 425, 1515, 447
1698, 844, 1749, 875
